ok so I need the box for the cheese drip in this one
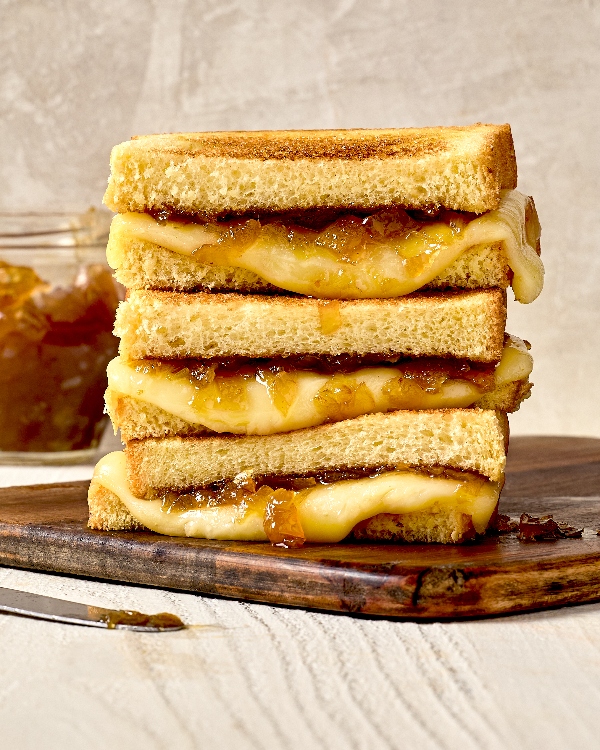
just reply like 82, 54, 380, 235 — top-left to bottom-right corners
107, 336, 532, 436
110, 189, 543, 302
92, 451, 501, 543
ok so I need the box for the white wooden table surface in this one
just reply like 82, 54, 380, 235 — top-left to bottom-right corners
0, 464, 599, 750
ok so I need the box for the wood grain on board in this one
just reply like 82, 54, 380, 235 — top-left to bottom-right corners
0, 436, 598, 620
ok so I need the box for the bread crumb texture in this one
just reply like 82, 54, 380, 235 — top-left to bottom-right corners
115, 289, 506, 362
104, 125, 517, 217
87, 481, 142, 531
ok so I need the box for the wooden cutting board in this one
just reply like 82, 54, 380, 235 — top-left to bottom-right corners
0, 436, 599, 620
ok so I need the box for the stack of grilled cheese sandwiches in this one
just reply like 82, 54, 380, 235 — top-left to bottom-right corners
88, 124, 543, 545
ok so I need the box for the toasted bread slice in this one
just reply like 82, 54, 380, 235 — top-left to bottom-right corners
106, 187, 542, 302
115, 289, 506, 362
104, 125, 517, 217
121, 408, 508, 498
109, 234, 511, 294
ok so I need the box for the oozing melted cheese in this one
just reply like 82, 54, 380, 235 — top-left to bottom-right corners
93, 451, 501, 542
110, 189, 543, 302
107, 336, 532, 436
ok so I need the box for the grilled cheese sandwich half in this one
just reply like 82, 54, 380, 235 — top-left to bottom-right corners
88, 409, 508, 544
106, 335, 532, 440
107, 190, 542, 302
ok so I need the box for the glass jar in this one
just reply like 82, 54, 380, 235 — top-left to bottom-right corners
0, 210, 121, 464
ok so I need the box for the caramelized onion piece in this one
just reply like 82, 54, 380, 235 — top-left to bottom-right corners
314, 374, 376, 422
263, 489, 305, 548
256, 367, 299, 416
493, 513, 519, 533
518, 513, 583, 541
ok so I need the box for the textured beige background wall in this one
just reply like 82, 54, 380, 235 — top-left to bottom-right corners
1, 0, 599, 436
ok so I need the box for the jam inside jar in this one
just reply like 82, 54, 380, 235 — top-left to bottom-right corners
0, 211, 121, 463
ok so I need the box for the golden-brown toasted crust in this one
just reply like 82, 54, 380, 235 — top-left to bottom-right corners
129, 124, 515, 164
122, 286, 502, 308
105, 124, 517, 216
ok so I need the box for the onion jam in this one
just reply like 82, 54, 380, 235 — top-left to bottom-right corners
0, 260, 119, 452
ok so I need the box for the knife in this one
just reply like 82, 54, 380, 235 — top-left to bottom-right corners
0, 587, 185, 631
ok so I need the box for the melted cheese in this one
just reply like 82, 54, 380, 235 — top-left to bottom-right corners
93, 451, 501, 542
111, 189, 543, 302
107, 337, 532, 436
493, 335, 533, 386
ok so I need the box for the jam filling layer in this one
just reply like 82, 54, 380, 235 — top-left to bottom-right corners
109, 189, 543, 302
107, 336, 532, 435
92, 451, 502, 544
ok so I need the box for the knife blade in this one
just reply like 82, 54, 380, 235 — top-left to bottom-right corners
0, 587, 185, 631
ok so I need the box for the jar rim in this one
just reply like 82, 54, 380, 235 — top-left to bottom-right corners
0, 208, 111, 247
